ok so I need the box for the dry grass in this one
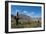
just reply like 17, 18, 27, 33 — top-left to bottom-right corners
11, 19, 41, 28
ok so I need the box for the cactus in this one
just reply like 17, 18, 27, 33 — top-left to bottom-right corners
15, 12, 19, 26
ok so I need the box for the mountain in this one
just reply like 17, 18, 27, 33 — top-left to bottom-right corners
32, 17, 41, 21
11, 14, 33, 23
11, 14, 41, 22
18, 14, 32, 20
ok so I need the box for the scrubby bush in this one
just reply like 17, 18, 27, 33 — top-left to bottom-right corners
11, 20, 41, 28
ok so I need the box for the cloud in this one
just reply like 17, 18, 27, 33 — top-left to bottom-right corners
23, 11, 28, 14
26, 11, 35, 17
11, 10, 41, 18
21, 11, 35, 17
25, 11, 41, 18
31, 12, 35, 15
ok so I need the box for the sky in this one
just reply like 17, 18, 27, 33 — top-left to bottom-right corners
11, 5, 41, 18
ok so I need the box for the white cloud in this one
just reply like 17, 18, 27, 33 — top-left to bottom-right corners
21, 11, 35, 17
30, 12, 35, 15
20, 10, 28, 14
23, 11, 27, 13
26, 11, 35, 17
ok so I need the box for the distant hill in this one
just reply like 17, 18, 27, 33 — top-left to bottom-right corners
11, 14, 41, 22
32, 17, 41, 21
18, 14, 32, 20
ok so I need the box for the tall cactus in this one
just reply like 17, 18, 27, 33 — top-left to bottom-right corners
15, 12, 19, 26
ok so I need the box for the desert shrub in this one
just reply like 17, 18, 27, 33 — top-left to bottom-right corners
11, 19, 41, 28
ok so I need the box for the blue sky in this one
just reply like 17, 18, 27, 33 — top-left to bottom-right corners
11, 5, 41, 18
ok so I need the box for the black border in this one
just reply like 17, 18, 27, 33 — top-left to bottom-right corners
5, 1, 45, 33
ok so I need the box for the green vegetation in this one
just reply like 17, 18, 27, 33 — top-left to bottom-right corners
11, 19, 41, 28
